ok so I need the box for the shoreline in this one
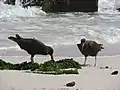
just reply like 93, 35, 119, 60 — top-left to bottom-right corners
0, 55, 120, 64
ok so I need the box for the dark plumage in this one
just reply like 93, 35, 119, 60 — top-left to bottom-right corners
8, 34, 54, 62
77, 38, 104, 66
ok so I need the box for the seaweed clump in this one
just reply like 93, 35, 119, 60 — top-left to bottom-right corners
0, 58, 82, 74
12, 62, 39, 71
0, 59, 13, 70
39, 58, 81, 71
0, 59, 39, 71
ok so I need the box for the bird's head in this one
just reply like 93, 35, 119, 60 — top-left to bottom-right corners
47, 46, 54, 60
81, 38, 86, 44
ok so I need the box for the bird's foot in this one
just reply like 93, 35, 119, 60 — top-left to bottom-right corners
94, 64, 96, 67
31, 60, 34, 63
81, 64, 91, 67
50, 59, 55, 62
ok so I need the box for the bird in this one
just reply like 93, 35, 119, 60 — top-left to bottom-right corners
77, 38, 104, 67
8, 34, 54, 63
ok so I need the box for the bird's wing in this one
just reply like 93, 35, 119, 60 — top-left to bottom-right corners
16, 39, 34, 49
88, 41, 99, 52
32, 38, 45, 46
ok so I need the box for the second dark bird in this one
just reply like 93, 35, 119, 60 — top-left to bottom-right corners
8, 34, 54, 63
77, 38, 104, 67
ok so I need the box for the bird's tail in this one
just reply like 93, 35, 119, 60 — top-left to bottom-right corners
15, 34, 22, 39
8, 36, 18, 42
77, 43, 81, 51
8, 34, 22, 42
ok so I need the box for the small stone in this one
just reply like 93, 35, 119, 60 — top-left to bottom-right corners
65, 81, 75, 87
111, 71, 118, 75
105, 66, 109, 69
100, 67, 103, 69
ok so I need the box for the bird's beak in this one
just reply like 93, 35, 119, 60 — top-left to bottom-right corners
82, 43, 85, 51
50, 54, 54, 60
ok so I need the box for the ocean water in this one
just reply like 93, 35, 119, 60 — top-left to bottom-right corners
0, 0, 120, 63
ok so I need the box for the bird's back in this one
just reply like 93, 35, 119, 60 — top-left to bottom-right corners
8, 35, 48, 55
77, 40, 103, 57
17, 38, 47, 55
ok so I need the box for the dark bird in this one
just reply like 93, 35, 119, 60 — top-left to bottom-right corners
77, 38, 104, 67
111, 70, 118, 75
8, 34, 54, 63
65, 81, 75, 87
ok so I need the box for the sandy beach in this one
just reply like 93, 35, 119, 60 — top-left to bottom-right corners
0, 56, 120, 90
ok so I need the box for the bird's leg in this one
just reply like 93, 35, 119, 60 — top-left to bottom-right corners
30, 55, 34, 63
84, 56, 87, 66
94, 56, 97, 67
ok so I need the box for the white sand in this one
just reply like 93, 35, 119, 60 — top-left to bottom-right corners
0, 56, 120, 90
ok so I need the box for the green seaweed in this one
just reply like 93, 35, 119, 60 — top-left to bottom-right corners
0, 58, 81, 74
